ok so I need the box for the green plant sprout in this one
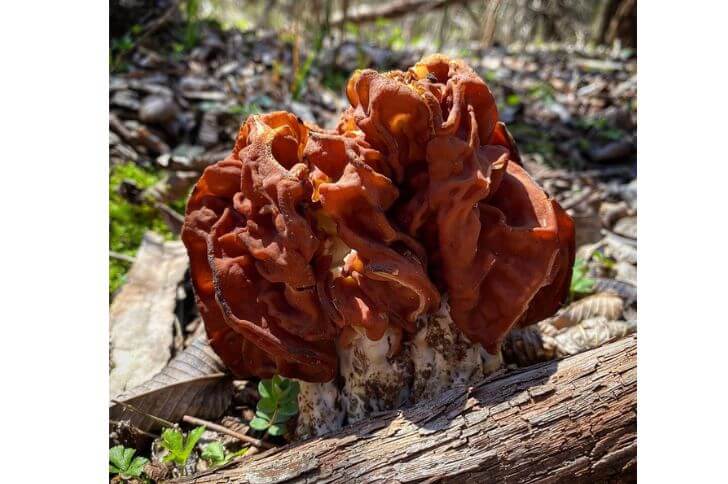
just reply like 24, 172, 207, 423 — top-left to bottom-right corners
109, 445, 148, 479
160, 426, 206, 467
570, 258, 595, 300
592, 250, 616, 270
250, 375, 300, 437
200, 441, 248, 467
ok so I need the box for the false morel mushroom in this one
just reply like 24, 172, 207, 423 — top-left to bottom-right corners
182, 55, 575, 437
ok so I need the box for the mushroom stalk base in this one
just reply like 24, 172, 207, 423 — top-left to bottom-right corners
295, 380, 345, 440
297, 299, 505, 437
411, 297, 503, 402
339, 326, 412, 423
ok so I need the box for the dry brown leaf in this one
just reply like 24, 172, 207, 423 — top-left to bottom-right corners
554, 317, 636, 357
502, 324, 557, 367
592, 277, 637, 303
598, 201, 631, 229
614, 261, 637, 286
612, 216, 637, 240
109, 232, 188, 397
110, 337, 233, 432
504, 316, 636, 367
603, 232, 637, 264
551, 292, 624, 329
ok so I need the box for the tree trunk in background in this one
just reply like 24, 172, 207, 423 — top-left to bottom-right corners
605, 0, 636, 47
533, 0, 560, 43
594, 0, 618, 44
173, 336, 637, 484
259, 0, 277, 30
481, 0, 502, 47
330, 0, 470, 27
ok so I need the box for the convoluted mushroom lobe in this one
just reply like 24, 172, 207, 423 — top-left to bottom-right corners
182, 55, 574, 436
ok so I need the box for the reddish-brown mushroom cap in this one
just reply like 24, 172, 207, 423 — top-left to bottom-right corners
345, 54, 575, 353
182, 56, 575, 382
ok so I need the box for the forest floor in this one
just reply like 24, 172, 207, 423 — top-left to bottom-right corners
109, 19, 636, 482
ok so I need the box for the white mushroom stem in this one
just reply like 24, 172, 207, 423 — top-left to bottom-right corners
338, 326, 412, 423
410, 297, 502, 402
295, 380, 345, 439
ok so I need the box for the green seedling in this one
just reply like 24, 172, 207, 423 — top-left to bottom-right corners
160, 426, 206, 467
201, 441, 248, 467
250, 375, 300, 437
109, 445, 148, 479
570, 258, 595, 300
592, 250, 616, 270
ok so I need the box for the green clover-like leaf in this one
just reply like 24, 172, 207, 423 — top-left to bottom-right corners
273, 412, 292, 425
271, 375, 284, 398
278, 398, 298, 417
109, 445, 126, 471
280, 380, 299, 401
258, 379, 273, 399
109, 445, 147, 478
257, 397, 276, 415
201, 442, 226, 465
267, 424, 286, 436
250, 416, 270, 431
125, 456, 149, 477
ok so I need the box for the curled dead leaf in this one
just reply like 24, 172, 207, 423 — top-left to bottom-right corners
599, 201, 632, 229
614, 261, 637, 286
612, 216, 637, 240
110, 337, 233, 432
554, 317, 636, 357
592, 277, 636, 303
603, 232, 637, 264
551, 292, 624, 329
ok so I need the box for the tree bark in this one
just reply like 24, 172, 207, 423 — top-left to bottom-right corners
605, 0, 637, 48
174, 336, 637, 483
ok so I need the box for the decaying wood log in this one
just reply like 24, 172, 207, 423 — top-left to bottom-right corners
175, 336, 637, 483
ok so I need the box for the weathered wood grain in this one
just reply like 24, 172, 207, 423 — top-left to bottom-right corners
174, 336, 637, 483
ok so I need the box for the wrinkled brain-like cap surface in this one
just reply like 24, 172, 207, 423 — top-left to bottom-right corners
182, 55, 575, 381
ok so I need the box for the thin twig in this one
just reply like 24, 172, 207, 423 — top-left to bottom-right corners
154, 201, 185, 234
182, 415, 274, 449
109, 251, 136, 264
560, 186, 595, 211
110, 419, 159, 439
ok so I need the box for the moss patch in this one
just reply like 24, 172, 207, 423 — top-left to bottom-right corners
109, 162, 178, 296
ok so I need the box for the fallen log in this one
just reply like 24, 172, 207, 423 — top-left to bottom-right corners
175, 335, 637, 483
